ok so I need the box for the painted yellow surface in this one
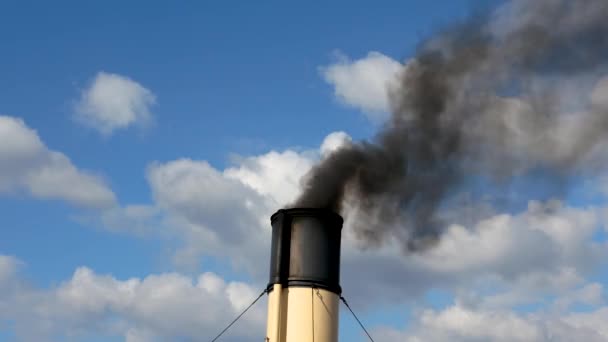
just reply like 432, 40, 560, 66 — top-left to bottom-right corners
266, 284, 283, 342
266, 286, 339, 342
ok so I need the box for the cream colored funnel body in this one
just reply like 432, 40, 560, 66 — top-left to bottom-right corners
266, 208, 343, 342
266, 284, 339, 342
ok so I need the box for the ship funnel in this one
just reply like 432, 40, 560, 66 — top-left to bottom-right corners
265, 208, 343, 342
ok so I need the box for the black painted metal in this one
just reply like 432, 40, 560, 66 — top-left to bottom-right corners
267, 208, 343, 295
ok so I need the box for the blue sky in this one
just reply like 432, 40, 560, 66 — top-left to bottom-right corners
2, 0, 608, 341
0, 0, 478, 283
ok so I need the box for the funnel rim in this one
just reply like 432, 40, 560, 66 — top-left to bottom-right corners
271, 207, 343, 226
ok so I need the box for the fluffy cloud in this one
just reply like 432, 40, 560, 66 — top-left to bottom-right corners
75, 72, 156, 136
419, 201, 601, 277
0, 115, 116, 209
321, 51, 403, 121
374, 303, 608, 342
1, 259, 606, 342
32, 118, 598, 339
224, 150, 315, 206
0, 257, 264, 341
319, 131, 352, 157
341, 199, 607, 310
132, 130, 608, 310
4, 125, 608, 340
146, 158, 273, 271
553, 283, 605, 312
143, 134, 349, 273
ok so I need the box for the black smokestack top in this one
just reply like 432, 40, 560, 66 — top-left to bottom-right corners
294, 0, 608, 251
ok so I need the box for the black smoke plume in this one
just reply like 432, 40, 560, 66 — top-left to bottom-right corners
294, 0, 608, 251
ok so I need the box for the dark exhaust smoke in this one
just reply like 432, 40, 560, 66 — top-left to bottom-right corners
293, 0, 608, 251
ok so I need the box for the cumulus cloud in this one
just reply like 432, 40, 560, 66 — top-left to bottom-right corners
37, 121, 600, 339
418, 201, 601, 277
0, 115, 116, 209
146, 158, 272, 271
132, 130, 608, 311
341, 199, 608, 309
552, 283, 605, 312
224, 150, 315, 206
0, 257, 264, 341
3, 126, 608, 340
143, 133, 352, 273
319, 131, 352, 157
373, 303, 608, 342
75, 72, 156, 136
321, 51, 403, 121
2, 251, 607, 342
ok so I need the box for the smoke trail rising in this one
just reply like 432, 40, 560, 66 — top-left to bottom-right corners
294, 0, 608, 251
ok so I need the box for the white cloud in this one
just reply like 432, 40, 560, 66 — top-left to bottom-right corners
131, 131, 608, 312
224, 150, 315, 207
321, 51, 403, 121
34, 119, 598, 337
146, 158, 273, 272
553, 283, 605, 312
143, 134, 356, 273
338, 198, 608, 309
0, 115, 116, 209
3, 256, 607, 342
563, 307, 608, 339
373, 302, 608, 342
320, 131, 352, 157
75, 72, 156, 136
0, 257, 264, 341
417, 201, 600, 277
3, 126, 608, 340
